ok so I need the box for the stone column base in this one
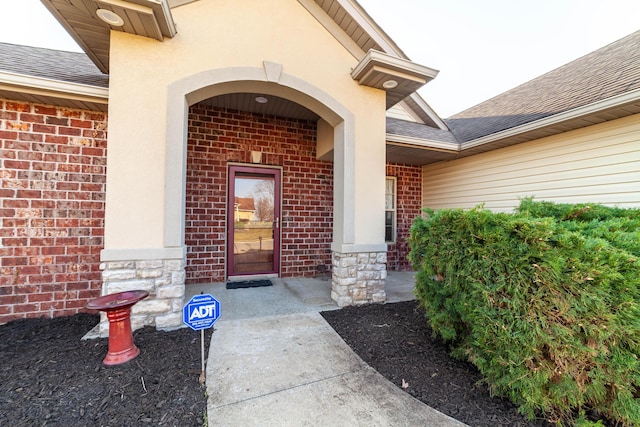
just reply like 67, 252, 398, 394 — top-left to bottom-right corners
97, 258, 185, 337
331, 250, 387, 307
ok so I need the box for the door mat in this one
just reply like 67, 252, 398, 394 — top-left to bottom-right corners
226, 279, 273, 289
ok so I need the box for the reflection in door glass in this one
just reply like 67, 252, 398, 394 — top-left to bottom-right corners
233, 176, 275, 274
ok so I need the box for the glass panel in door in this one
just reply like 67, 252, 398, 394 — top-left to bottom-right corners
228, 166, 280, 276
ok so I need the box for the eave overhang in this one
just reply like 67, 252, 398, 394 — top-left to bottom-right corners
40, 0, 177, 73
458, 88, 640, 157
351, 50, 439, 109
0, 71, 109, 112
386, 133, 458, 152
385, 89, 640, 166
95, 0, 177, 40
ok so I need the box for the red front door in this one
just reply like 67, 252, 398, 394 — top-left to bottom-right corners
227, 165, 281, 277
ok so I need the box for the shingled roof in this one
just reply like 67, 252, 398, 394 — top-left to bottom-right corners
0, 42, 108, 88
446, 30, 640, 143
386, 117, 456, 143
1, 28, 639, 165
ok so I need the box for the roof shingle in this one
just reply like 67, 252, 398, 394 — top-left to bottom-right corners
386, 117, 457, 143
0, 42, 108, 88
445, 30, 640, 142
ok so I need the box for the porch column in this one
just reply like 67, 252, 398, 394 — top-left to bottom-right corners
330, 117, 387, 307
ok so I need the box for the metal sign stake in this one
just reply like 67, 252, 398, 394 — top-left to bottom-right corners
183, 293, 221, 386
199, 328, 206, 384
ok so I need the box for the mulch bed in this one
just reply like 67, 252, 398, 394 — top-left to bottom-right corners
0, 314, 211, 427
1, 301, 558, 426
321, 300, 552, 427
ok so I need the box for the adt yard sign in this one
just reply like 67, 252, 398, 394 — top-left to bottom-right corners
183, 294, 220, 331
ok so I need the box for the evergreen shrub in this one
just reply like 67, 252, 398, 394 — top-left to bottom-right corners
408, 200, 640, 425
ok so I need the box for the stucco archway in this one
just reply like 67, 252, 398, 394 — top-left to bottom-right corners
97, 64, 386, 332
164, 64, 357, 255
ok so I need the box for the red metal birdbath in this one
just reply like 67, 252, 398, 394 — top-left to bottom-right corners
86, 290, 149, 365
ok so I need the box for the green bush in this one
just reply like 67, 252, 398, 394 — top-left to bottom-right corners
408, 200, 640, 425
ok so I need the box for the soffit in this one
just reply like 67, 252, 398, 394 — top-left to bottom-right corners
312, 0, 407, 59
0, 42, 108, 88
41, 0, 407, 76
351, 50, 438, 109
386, 143, 457, 166
309, 0, 444, 127
40, 0, 176, 74
41, 0, 440, 120
0, 43, 109, 112
0, 88, 108, 112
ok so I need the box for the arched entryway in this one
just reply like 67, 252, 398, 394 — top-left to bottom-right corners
97, 64, 387, 332
183, 100, 334, 283
162, 64, 391, 305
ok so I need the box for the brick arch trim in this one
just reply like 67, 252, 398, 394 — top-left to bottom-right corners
164, 64, 356, 251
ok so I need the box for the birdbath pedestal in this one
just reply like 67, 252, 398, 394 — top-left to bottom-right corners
86, 290, 149, 365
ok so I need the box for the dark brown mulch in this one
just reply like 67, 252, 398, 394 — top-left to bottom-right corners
321, 300, 553, 427
0, 314, 211, 427
1, 301, 558, 427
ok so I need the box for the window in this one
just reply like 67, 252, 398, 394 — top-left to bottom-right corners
385, 177, 396, 243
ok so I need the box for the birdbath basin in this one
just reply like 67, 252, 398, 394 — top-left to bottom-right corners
86, 290, 149, 365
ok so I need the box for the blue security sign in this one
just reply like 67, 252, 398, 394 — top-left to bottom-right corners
183, 294, 220, 331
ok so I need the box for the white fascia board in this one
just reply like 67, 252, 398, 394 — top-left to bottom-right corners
407, 93, 449, 130
0, 71, 109, 102
298, 0, 364, 59
461, 88, 640, 150
151, 0, 178, 37
386, 133, 459, 152
338, 1, 447, 127
337, 0, 409, 59
305, 1, 446, 128
351, 50, 439, 81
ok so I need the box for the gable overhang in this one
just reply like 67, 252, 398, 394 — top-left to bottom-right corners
41, 0, 445, 128
0, 71, 109, 112
301, 0, 446, 128
351, 50, 438, 109
41, 0, 177, 73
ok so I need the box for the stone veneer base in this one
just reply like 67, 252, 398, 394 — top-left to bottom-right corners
97, 258, 185, 337
331, 250, 387, 307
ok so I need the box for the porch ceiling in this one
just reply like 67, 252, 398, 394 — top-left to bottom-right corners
202, 93, 320, 122
204, 92, 455, 166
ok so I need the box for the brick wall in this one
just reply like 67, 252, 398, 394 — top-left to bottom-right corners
0, 99, 107, 324
185, 105, 333, 283
386, 163, 422, 271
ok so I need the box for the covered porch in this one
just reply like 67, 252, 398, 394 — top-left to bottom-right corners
184, 270, 417, 321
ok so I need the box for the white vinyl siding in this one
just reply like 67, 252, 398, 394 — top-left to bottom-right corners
386, 103, 421, 123
423, 114, 640, 212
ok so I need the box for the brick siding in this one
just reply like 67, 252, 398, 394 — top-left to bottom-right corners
185, 105, 333, 283
386, 163, 422, 271
0, 99, 107, 324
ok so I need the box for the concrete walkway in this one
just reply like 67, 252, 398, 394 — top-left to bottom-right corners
187, 273, 467, 426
